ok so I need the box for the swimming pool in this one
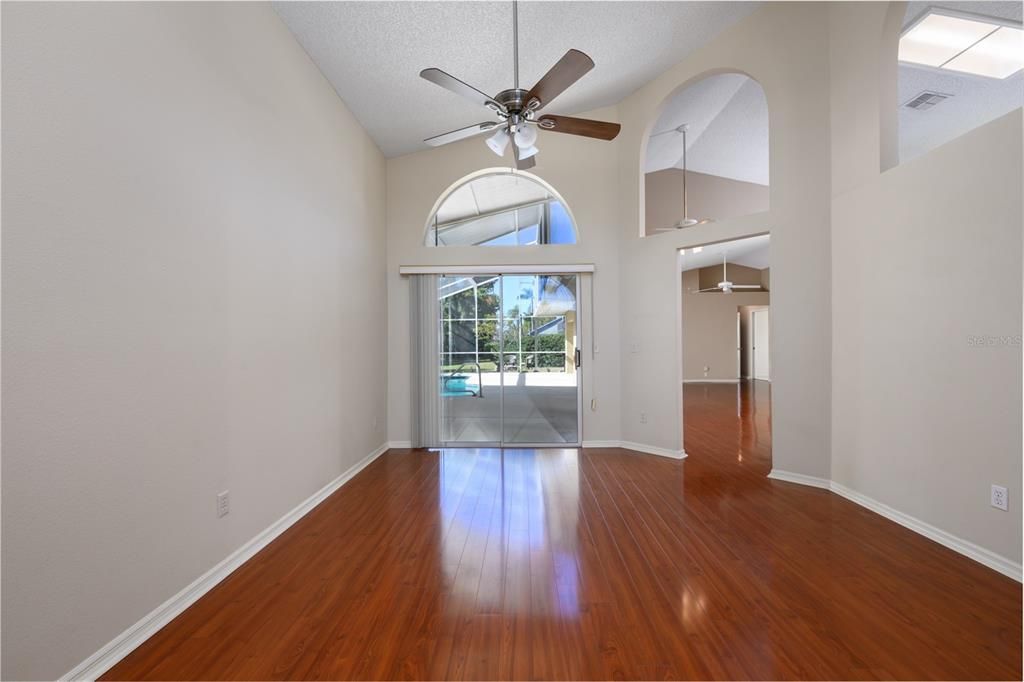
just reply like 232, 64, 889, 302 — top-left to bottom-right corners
441, 374, 479, 398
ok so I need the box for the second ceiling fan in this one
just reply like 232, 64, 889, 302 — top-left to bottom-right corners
419, 0, 621, 169
695, 253, 763, 294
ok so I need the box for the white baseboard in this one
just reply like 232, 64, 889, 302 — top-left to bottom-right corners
829, 481, 1022, 582
767, 468, 832, 489
61, 442, 391, 681
580, 440, 621, 448
683, 379, 739, 384
581, 439, 686, 460
769, 469, 1022, 582
621, 441, 687, 459
387, 440, 413, 449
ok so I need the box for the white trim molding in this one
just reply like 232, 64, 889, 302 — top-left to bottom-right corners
61, 443, 392, 682
767, 468, 832, 489
683, 379, 740, 384
829, 481, 1022, 582
582, 440, 687, 460
768, 469, 1022, 582
399, 264, 595, 275
387, 440, 414, 449
580, 440, 622, 448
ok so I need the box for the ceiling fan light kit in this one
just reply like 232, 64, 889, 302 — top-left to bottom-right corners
486, 127, 510, 155
419, 0, 621, 170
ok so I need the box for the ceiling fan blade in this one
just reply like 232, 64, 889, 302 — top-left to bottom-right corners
731, 284, 763, 289
524, 49, 594, 111
537, 115, 621, 141
696, 287, 720, 293
420, 68, 504, 112
515, 154, 536, 171
424, 121, 499, 147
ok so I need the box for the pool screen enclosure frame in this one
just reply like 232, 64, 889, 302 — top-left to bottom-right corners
435, 271, 584, 448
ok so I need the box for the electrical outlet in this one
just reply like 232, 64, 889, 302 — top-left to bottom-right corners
217, 490, 230, 518
640, 412, 648, 424
991, 485, 1008, 511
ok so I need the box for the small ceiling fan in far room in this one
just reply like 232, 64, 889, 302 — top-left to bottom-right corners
694, 253, 762, 294
655, 124, 713, 231
418, 0, 621, 170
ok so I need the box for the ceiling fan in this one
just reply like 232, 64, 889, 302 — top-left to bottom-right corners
419, 0, 621, 170
695, 253, 762, 294
655, 124, 713, 231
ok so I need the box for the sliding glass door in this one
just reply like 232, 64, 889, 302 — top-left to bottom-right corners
438, 273, 580, 446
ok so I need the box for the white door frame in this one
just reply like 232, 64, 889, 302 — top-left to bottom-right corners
438, 271, 584, 448
752, 308, 771, 381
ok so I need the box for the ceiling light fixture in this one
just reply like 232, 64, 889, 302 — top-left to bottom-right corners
513, 123, 539, 159
486, 127, 510, 156
899, 9, 1024, 79
514, 123, 537, 148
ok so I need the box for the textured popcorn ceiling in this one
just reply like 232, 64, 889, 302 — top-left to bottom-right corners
273, 1, 759, 158
645, 73, 769, 185
899, 1, 1023, 162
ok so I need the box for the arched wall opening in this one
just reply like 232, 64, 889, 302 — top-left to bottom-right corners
639, 71, 770, 237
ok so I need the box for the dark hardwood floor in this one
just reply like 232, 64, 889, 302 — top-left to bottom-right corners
104, 381, 1021, 680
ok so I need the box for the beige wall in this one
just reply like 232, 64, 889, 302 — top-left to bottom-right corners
386, 110, 624, 446
682, 270, 769, 381
829, 2, 1022, 570
387, 3, 835, 476
645, 169, 769, 235
1, 3, 387, 680
616, 3, 833, 475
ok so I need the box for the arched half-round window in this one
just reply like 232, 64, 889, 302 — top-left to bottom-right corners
425, 169, 578, 246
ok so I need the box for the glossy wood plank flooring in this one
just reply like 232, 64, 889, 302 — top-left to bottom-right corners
105, 381, 1021, 680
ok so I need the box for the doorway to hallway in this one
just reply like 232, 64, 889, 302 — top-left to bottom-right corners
679, 234, 772, 466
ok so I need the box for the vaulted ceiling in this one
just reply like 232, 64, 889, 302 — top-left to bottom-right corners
273, 1, 1021, 167
645, 73, 769, 185
273, 1, 759, 157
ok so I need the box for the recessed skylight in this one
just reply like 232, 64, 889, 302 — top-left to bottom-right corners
944, 26, 1024, 79
899, 10, 1024, 79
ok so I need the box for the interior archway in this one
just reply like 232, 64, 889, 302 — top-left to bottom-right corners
640, 72, 770, 237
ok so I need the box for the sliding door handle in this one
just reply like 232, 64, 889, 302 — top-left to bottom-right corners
574, 348, 582, 369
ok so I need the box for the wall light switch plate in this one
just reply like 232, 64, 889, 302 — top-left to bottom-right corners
217, 490, 230, 518
991, 485, 1008, 511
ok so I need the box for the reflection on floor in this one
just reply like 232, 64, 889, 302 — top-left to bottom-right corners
443, 372, 577, 443
683, 378, 772, 474
104, 381, 1021, 680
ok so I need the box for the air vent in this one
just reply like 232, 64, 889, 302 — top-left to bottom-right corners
904, 91, 952, 110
